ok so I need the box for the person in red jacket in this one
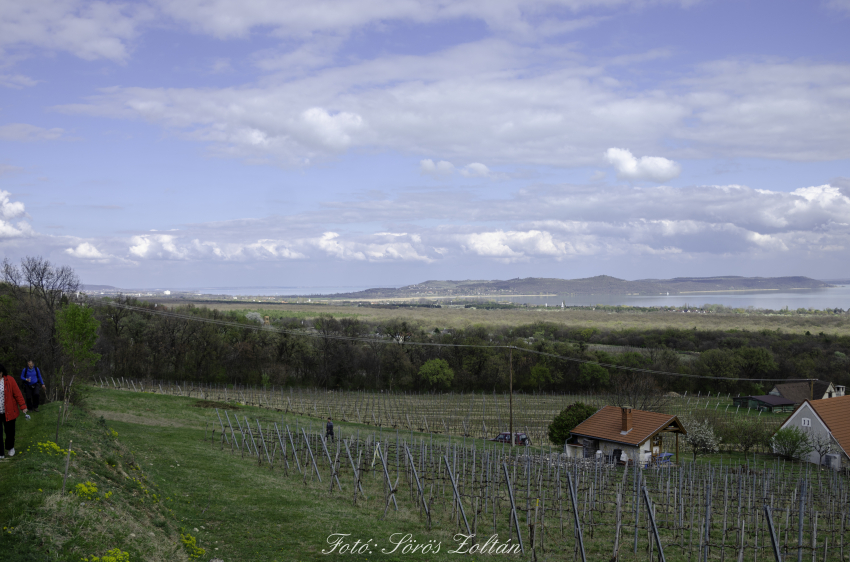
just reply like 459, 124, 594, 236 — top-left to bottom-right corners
0, 364, 29, 459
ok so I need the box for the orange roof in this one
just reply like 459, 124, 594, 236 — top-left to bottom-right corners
806, 395, 850, 456
570, 405, 685, 446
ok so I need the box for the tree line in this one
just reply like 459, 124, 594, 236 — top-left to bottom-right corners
2, 257, 849, 397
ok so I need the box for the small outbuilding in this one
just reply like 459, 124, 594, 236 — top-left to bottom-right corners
567, 406, 687, 465
732, 395, 796, 413
775, 394, 850, 469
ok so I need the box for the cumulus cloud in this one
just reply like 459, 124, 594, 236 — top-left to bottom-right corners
0, 123, 64, 142
5, 180, 850, 278
460, 162, 500, 178
0, 190, 35, 238
420, 159, 455, 177
464, 230, 573, 259
120, 230, 432, 263
605, 148, 681, 182
65, 242, 106, 259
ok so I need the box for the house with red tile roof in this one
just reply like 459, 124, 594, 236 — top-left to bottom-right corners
776, 394, 850, 469
568, 405, 687, 464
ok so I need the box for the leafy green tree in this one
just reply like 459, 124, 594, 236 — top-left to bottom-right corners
419, 358, 454, 389
56, 304, 101, 377
734, 347, 778, 379
693, 349, 740, 394
548, 402, 597, 445
528, 363, 560, 391
577, 363, 609, 389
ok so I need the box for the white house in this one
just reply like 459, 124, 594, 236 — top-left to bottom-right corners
775, 394, 850, 469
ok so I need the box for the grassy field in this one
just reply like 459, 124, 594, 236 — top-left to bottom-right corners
3, 387, 844, 562
152, 300, 850, 336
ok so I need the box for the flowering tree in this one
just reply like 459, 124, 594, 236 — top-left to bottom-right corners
683, 418, 721, 460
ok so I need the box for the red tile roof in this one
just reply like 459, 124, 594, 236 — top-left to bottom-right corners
806, 395, 850, 457
570, 405, 685, 446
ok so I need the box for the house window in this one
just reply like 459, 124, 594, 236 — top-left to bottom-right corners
802, 418, 811, 427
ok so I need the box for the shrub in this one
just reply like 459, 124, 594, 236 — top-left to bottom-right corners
773, 427, 814, 461
81, 548, 130, 562
548, 402, 597, 445
180, 533, 205, 559
73, 481, 99, 501
729, 417, 773, 454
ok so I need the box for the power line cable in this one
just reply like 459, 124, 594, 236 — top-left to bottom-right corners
92, 299, 812, 384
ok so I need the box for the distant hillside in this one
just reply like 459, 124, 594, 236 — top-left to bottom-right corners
81, 284, 119, 291
325, 275, 833, 299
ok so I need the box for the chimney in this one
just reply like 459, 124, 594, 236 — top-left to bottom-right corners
621, 407, 633, 433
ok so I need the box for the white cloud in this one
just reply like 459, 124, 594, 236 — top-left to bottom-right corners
153, 0, 692, 40
61, 45, 850, 167
460, 163, 492, 178
65, 242, 106, 259
299, 108, 364, 151
420, 159, 455, 177
0, 190, 35, 238
0, 123, 64, 142
0, 0, 147, 62
605, 148, 681, 182
0, 74, 38, 88
0, 190, 26, 221
4, 180, 850, 278
121, 230, 432, 263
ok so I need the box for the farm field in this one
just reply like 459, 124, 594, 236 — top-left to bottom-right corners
2, 387, 848, 562
144, 299, 850, 336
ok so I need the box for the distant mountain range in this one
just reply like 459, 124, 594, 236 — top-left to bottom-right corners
327, 275, 834, 299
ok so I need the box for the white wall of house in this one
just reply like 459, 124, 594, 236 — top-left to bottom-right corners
777, 403, 847, 466
567, 438, 652, 464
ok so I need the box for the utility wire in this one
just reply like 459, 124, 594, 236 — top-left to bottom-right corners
92, 299, 812, 384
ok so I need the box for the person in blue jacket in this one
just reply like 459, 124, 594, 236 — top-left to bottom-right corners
20, 360, 46, 413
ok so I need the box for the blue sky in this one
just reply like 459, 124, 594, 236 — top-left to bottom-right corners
1, 0, 849, 288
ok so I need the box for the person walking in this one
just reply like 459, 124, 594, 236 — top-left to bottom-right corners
20, 360, 45, 413
325, 417, 334, 443
1, 363, 30, 459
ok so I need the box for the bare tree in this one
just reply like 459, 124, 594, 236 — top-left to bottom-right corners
605, 370, 668, 412
806, 429, 836, 466
1, 256, 80, 393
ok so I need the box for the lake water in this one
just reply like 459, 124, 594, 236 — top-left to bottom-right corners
183, 286, 375, 296
488, 285, 850, 310
176, 284, 850, 310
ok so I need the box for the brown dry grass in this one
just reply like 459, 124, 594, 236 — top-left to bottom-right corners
158, 301, 850, 336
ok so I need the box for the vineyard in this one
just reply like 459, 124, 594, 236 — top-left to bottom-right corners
94, 377, 788, 448
202, 406, 849, 561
